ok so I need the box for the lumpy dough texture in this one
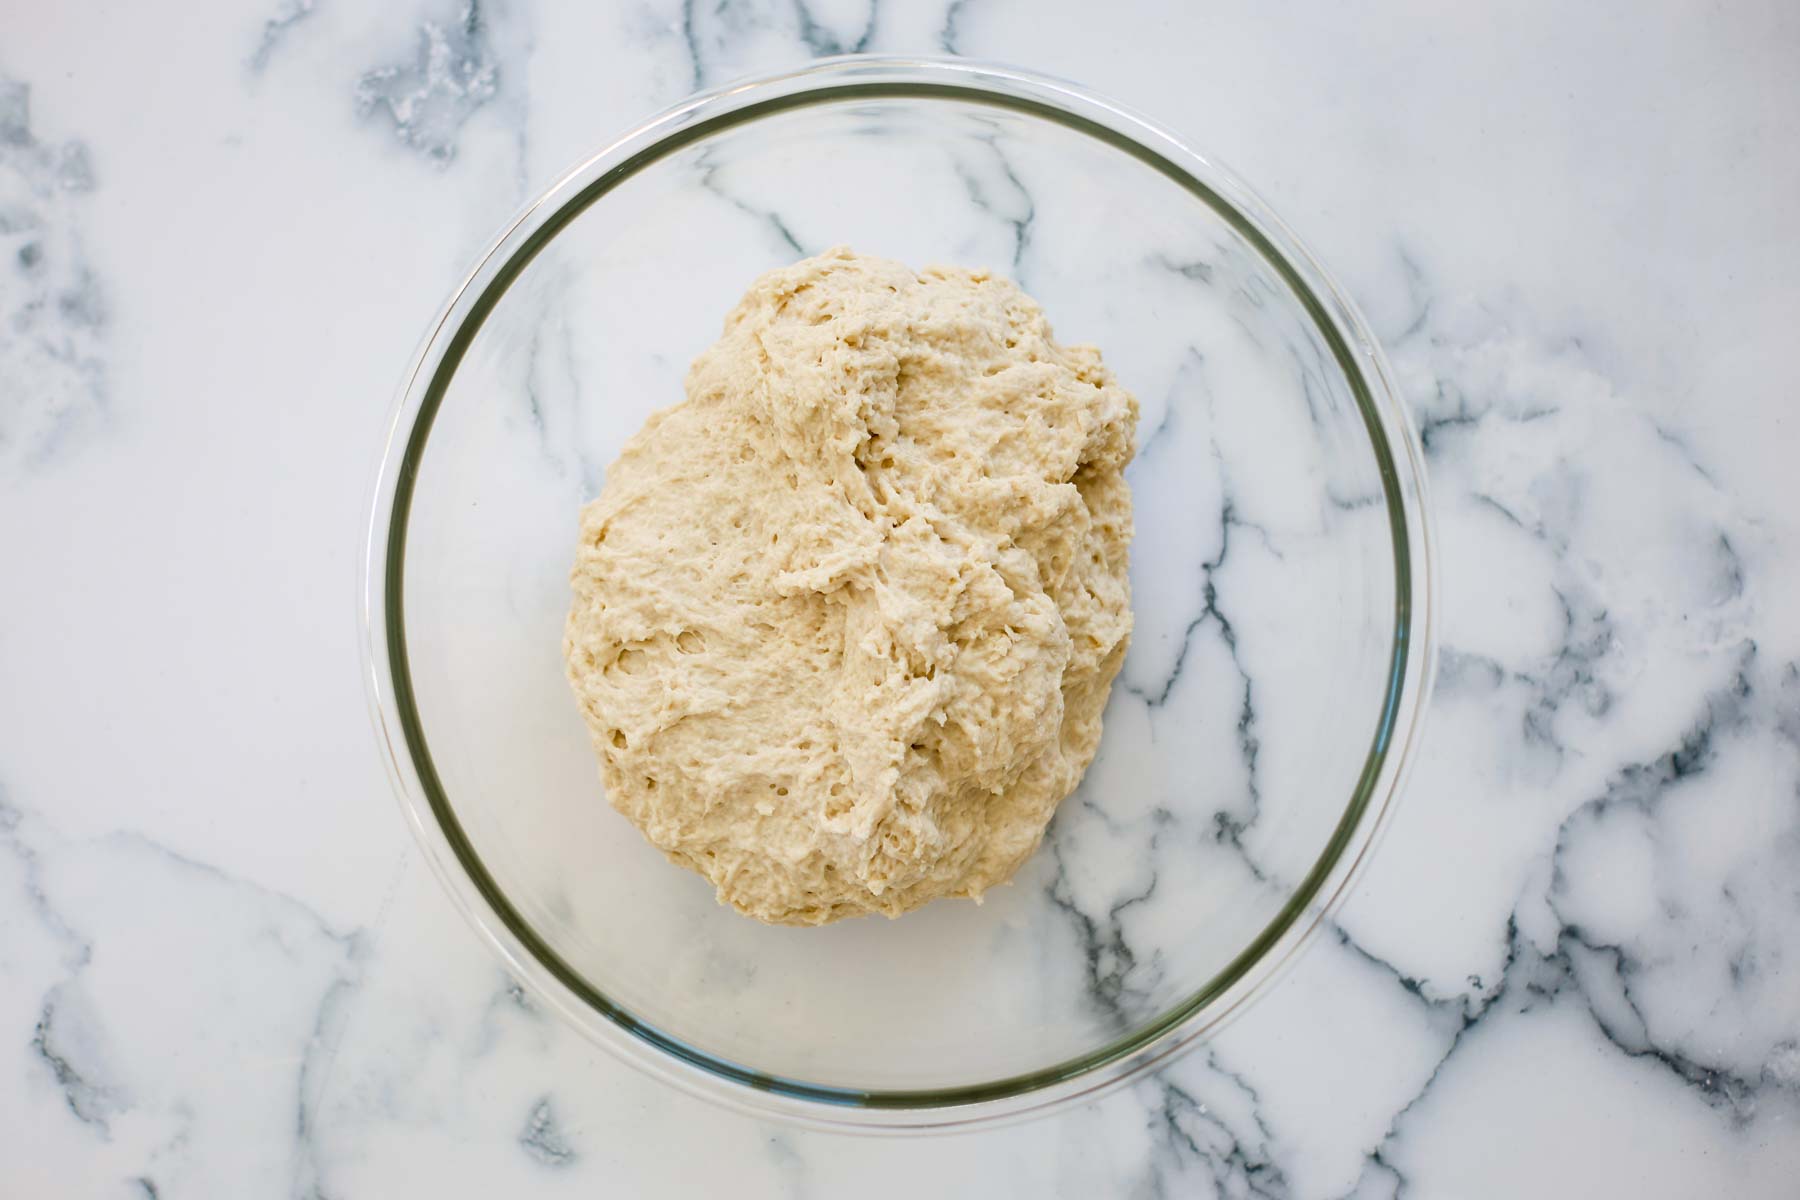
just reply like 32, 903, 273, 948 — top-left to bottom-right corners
564, 248, 1137, 925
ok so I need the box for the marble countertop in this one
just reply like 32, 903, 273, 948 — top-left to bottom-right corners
4, 2, 1797, 1195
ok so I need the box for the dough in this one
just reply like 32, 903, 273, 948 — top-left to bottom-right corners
564, 248, 1137, 925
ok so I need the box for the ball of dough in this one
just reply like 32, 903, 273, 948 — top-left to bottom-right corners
564, 248, 1137, 925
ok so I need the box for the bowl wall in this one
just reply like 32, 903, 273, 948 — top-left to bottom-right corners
370, 58, 1430, 1122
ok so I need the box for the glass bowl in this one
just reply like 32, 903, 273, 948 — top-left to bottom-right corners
362, 56, 1434, 1131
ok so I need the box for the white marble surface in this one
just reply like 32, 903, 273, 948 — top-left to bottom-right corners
2, 2, 1797, 1195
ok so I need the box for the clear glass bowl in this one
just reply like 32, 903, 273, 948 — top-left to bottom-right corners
362, 57, 1434, 1131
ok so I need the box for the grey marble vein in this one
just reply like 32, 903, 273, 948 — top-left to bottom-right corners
1151, 252, 1217, 286
679, 0, 803, 91
1389, 247, 1432, 344
1, 795, 107, 1131
1708, 532, 1746, 605
0, 797, 85, 964
791, 0, 877, 56
1409, 379, 1556, 459
0, 77, 106, 474
1559, 928, 1760, 1121
938, 0, 976, 54
1341, 648, 1800, 1194
1327, 923, 1461, 1016
678, 0, 708, 91
1134, 251, 1800, 1194
1432, 646, 1509, 696
694, 144, 809, 256
0, 797, 366, 1193
1776, 662, 1800, 748
1129, 350, 1192, 463
501, 973, 534, 1012
520, 308, 604, 497
30, 990, 116, 1131
73, 832, 369, 1197
1519, 586, 1617, 756
518, 1095, 578, 1167
1120, 481, 1269, 855
293, 939, 367, 1197
355, 0, 500, 163
671, 0, 907, 93
1331, 915, 1529, 1200
1044, 825, 1166, 1030
950, 129, 1035, 276
1143, 1075, 1286, 1200
470, 970, 545, 1057
1650, 421, 1722, 489
249, 0, 317, 71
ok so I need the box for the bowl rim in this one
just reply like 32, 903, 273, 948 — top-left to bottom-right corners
360, 54, 1437, 1133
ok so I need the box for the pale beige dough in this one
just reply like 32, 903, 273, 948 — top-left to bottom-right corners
564, 248, 1137, 925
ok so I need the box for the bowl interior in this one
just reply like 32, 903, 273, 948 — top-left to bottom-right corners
395, 89, 1401, 1095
